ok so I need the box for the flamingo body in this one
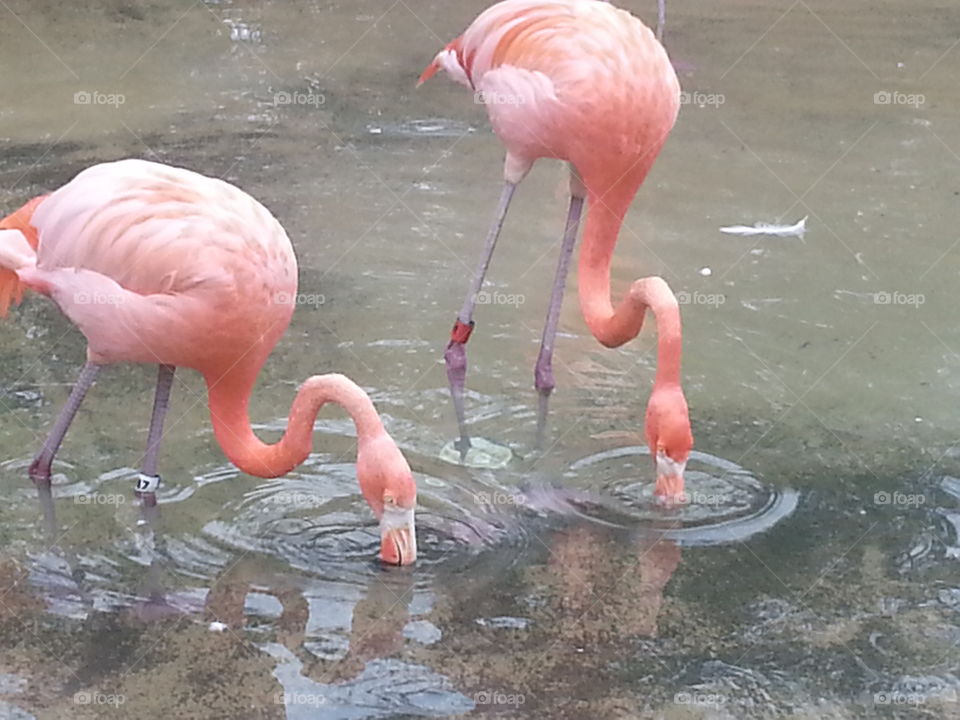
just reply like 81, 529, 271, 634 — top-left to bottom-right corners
18, 160, 295, 371
0, 160, 416, 564
422, 0, 679, 182
422, 0, 693, 499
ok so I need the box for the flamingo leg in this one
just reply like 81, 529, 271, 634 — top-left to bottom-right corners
136, 364, 175, 510
534, 193, 585, 447
657, 0, 665, 41
445, 181, 517, 458
29, 362, 102, 487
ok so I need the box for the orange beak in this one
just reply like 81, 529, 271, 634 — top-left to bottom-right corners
379, 505, 417, 565
417, 60, 440, 87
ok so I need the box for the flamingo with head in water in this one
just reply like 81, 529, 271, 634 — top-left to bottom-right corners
419, 0, 693, 501
0, 159, 417, 564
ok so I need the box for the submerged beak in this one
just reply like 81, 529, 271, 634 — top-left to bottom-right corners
654, 452, 687, 505
379, 504, 417, 566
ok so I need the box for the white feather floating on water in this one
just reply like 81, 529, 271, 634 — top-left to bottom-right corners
720, 215, 808, 237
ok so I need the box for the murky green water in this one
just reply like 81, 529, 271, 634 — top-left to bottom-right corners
1, 0, 958, 718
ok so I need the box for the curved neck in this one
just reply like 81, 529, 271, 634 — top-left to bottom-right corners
639, 281, 682, 387
578, 180, 638, 344
577, 172, 682, 388
206, 367, 385, 478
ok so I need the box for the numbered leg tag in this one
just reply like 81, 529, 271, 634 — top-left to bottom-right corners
136, 473, 161, 493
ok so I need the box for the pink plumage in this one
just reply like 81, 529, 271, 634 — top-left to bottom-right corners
421, 0, 693, 501
0, 159, 417, 564
421, 0, 680, 183
21, 159, 295, 368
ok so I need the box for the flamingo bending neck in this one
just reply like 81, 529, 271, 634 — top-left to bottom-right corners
577, 180, 682, 388
576, 170, 692, 501
205, 367, 417, 564
206, 368, 384, 478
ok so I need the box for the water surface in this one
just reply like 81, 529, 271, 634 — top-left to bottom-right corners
0, 0, 958, 718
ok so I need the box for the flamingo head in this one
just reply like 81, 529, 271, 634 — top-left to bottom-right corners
417, 37, 471, 88
357, 432, 417, 565
645, 384, 693, 505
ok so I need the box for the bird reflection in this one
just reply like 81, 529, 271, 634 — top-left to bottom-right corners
25, 482, 682, 719
547, 524, 681, 639
204, 560, 414, 685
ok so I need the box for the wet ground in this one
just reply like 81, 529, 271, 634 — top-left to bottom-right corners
1, 0, 959, 718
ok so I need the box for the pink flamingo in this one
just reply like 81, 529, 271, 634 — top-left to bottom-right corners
0, 159, 417, 564
420, 0, 692, 500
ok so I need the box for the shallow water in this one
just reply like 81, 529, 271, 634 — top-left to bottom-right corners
1, 0, 959, 718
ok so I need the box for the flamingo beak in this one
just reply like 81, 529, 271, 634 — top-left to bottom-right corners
654, 451, 687, 505
379, 504, 417, 566
417, 60, 440, 87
